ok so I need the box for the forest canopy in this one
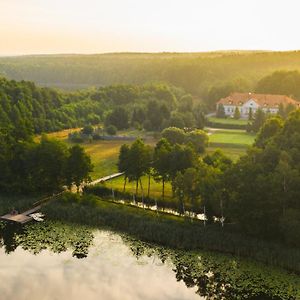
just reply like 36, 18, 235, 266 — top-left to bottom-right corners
2, 51, 300, 108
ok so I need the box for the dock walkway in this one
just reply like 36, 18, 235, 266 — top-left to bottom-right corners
0, 205, 42, 224
0, 172, 124, 224
89, 172, 124, 186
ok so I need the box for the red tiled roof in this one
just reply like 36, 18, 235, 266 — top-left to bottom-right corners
217, 92, 299, 107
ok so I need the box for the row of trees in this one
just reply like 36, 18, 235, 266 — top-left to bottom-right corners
104, 94, 206, 132
0, 131, 93, 194
118, 128, 210, 203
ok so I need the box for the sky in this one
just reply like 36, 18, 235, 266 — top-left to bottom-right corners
1, 0, 300, 55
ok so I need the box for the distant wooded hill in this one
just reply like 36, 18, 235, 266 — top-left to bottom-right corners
2, 51, 300, 111
1, 51, 300, 101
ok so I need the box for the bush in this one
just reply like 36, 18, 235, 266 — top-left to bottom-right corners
106, 125, 117, 135
82, 125, 94, 135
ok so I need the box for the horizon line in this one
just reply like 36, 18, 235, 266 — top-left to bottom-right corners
2, 49, 300, 58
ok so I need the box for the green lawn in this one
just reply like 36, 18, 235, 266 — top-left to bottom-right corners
104, 175, 173, 200
207, 129, 255, 161
208, 117, 249, 125
208, 129, 255, 146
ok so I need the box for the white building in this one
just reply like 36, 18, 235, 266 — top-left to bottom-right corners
217, 92, 299, 118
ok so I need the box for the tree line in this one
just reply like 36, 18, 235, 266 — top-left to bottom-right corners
0, 77, 206, 137
0, 129, 93, 194
3, 51, 300, 106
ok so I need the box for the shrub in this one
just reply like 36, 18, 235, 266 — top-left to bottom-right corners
106, 125, 117, 135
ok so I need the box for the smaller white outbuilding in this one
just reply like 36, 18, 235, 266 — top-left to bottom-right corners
216, 92, 299, 118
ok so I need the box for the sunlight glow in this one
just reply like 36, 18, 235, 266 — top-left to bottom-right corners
1, 0, 299, 55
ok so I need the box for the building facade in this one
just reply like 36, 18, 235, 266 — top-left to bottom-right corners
217, 92, 299, 118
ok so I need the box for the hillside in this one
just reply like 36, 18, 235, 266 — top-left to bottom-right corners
1, 51, 300, 98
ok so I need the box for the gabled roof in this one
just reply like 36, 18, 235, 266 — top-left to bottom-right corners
217, 92, 299, 108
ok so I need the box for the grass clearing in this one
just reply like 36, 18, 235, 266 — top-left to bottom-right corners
208, 117, 249, 126
104, 175, 173, 200
208, 129, 255, 146
40, 128, 254, 195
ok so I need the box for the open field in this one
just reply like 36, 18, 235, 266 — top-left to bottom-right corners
208, 129, 255, 146
207, 117, 249, 126
207, 128, 255, 160
103, 174, 173, 200
42, 127, 255, 198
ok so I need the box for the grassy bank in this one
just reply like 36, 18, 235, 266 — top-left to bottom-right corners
43, 193, 300, 274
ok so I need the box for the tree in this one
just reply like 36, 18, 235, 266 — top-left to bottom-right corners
233, 107, 240, 119
193, 103, 206, 129
186, 130, 208, 153
251, 109, 266, 132
178, 94, 193, 112
126, 139, 152, 198
131, 106, 146, 126
82, 124, 94, 135
146, 100, 164, 131
106, 125, 117, 135
169, 144, 196, 189
153, 139, 172, 200
33, 137, 68, 193
248, 107, 253, 120
118, 144, 130, 191
105, 107, 129, 130
169, 113, 185, 129
216, 104, 225, 118
65, 145, 93, 191
278, 103, 285, 118
255, 117, 283, 148
256, 70, 300, 99
162, 127, 186, 145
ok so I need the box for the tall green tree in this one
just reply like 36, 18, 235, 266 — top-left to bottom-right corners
153, 139, 172, 200
233, 107, 240, 119
65, 145, 93, 191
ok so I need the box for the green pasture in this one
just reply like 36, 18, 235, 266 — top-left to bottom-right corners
42, 128, 256, 198
207, 117, 249, 126
208, 129, 255, 146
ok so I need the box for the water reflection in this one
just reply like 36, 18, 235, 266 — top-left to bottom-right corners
0, 227, 200, 300
0, 222, 298, 300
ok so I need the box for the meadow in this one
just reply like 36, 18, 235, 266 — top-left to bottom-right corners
207, 117, 249, 126
44, 127, 256, 199
208, 129, 255, 146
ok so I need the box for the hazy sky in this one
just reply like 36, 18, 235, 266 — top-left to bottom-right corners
1, 0, 300, 55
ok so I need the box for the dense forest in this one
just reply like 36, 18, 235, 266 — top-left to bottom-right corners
2, 51, 300, 108
0, 77, 205, 134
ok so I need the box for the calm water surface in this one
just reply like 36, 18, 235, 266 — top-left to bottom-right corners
0, 222, 298, 300
0, 230, 200, 300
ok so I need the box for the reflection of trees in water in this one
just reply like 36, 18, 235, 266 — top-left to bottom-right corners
125, 238, 297, 300
0, 224, 297, 300
0, 223, 24, 254
0, 221, 93, 259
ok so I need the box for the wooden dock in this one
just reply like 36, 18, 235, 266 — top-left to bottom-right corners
0, 205, 42, 224
89, 172, 124, 186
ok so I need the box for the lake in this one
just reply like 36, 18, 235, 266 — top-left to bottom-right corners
0, 221, 298, 300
